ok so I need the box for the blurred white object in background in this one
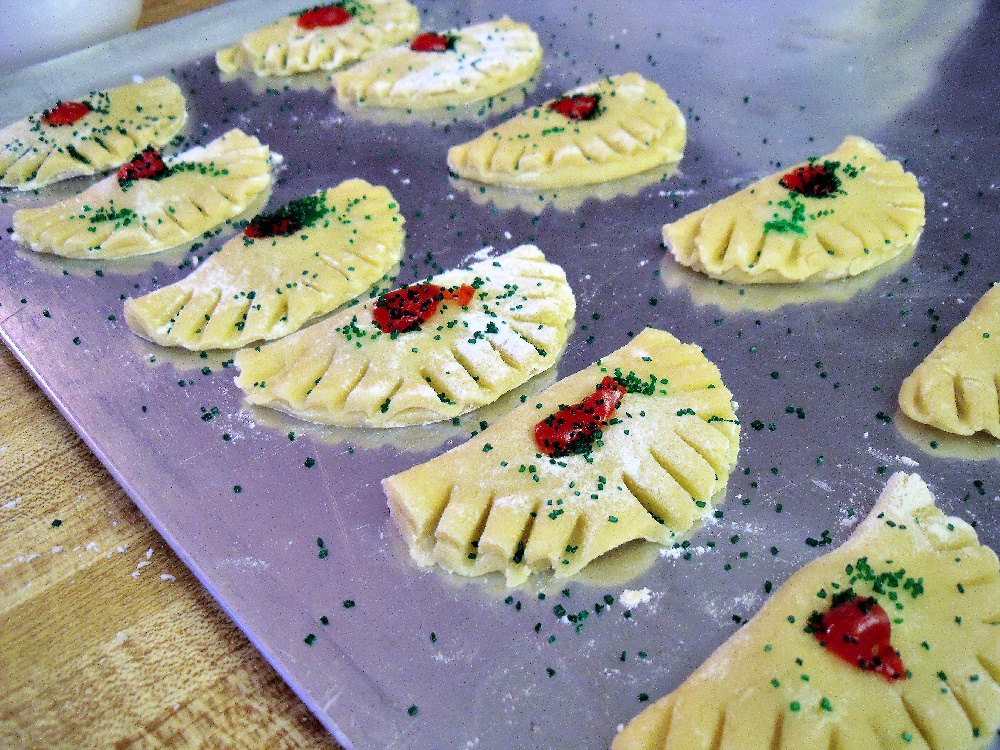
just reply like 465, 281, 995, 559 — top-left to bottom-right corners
0, 0, 142, 76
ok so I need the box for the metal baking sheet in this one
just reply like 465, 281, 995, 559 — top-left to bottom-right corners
2, 1, 998, 748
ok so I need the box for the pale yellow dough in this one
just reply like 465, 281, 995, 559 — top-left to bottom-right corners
124, 179, 403, 350
234, 245, 575, 426
382, 327, 740, 585
446, 72, 686, 189
333, 17, 541, 108
216, 0, 419, 77
12, 130, 274, 260
899, 284, 1000, 438
663, 136, 924, 283
613, 472, 1000, 750
0, 77, 187, 191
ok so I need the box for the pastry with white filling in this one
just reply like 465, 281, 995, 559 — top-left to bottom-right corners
333, 17, 541, 108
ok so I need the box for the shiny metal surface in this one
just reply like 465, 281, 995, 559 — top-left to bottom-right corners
1, 1, 998, 748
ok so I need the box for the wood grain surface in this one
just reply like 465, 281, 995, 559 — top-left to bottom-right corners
1, 1, 342, 748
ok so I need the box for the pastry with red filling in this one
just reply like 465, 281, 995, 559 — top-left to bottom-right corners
382, 327, 739, 584
216, 0, 420, 77
663, 136, 924, 283
447, 73, 685, 189
124, 179, 403, 350
613, 472, 1000, 750
234, 245, 575, 426
0, 77, 187, 191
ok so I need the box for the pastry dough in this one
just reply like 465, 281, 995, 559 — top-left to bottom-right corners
333, 17, 541, 108
613, 472, 1000, 750
382, 327, 740, 585
233, 245, 575, 426
124, 179, 404, 350
898, 283, 1000, 438
0, 77, 187, 191
446, 72, 686, 189
216, 0, 420, 77
12, 129, 275, 260
663, 136, 924, 283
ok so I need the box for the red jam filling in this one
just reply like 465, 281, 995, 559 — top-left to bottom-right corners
297, 4, 352, 29
547, 94, 600, 121
244, 215, 302, 239
409, 32, 455, 52
534, 376, 625, 457
372, 283, 475, 334
117, 147, 167, 183
41, 101, 92, 126
812, 595, 905, 681
779, 162, 840, 197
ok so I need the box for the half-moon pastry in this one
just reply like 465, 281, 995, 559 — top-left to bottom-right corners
613, 472, 1000, 750
13, 129, 274, 259
216, 1, 420, 77
124, 179, 403, 350
233, 245, 575, 426
333, 17, 541, 108
446, 72, 686, 189
663, 136, 924, 283
899, 283, 1000, 438
382, 327, 740, 585
0, 77, 187, 191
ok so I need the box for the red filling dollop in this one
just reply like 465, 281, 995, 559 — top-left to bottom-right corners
372, 283, 475, 334
244, 216, 302, 239
409, 32, 455, 52
117, 147, 167, 183
297, 4, 352, 29
779, 163, 840, 197
534, 376, 625, 457
41, 101, 92, 126
547, 94, 600, 121
812, 596, 905, 681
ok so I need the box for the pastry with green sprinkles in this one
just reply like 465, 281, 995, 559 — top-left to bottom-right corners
12, 129, 276, 260
613, 472, 1000, 750
382, 327, 739, 585
899, 283, 1000, 439
446, 72, 686, 189
215, 0, 420, 77
663, 136, 925, 283
0, 77, 187, 191
124, 179, 404, 350
333, 17, 541, 109
233, 245, 575, 426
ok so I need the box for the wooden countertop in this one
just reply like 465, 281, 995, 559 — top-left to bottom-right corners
0, 2, 342, 748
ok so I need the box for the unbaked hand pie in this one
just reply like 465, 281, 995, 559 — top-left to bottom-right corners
613, 472, 1000, 750
124, 179, 403, 350
446, 72, 686, 189
663, 136, 924, 283
12, 129, 275, 260
382, 327, 740, 585
216, 0, 420, 77
898, 283, 1000, 438
234, 245, 575, 426
0, 77, 187, 191
332, 17, 541, 109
